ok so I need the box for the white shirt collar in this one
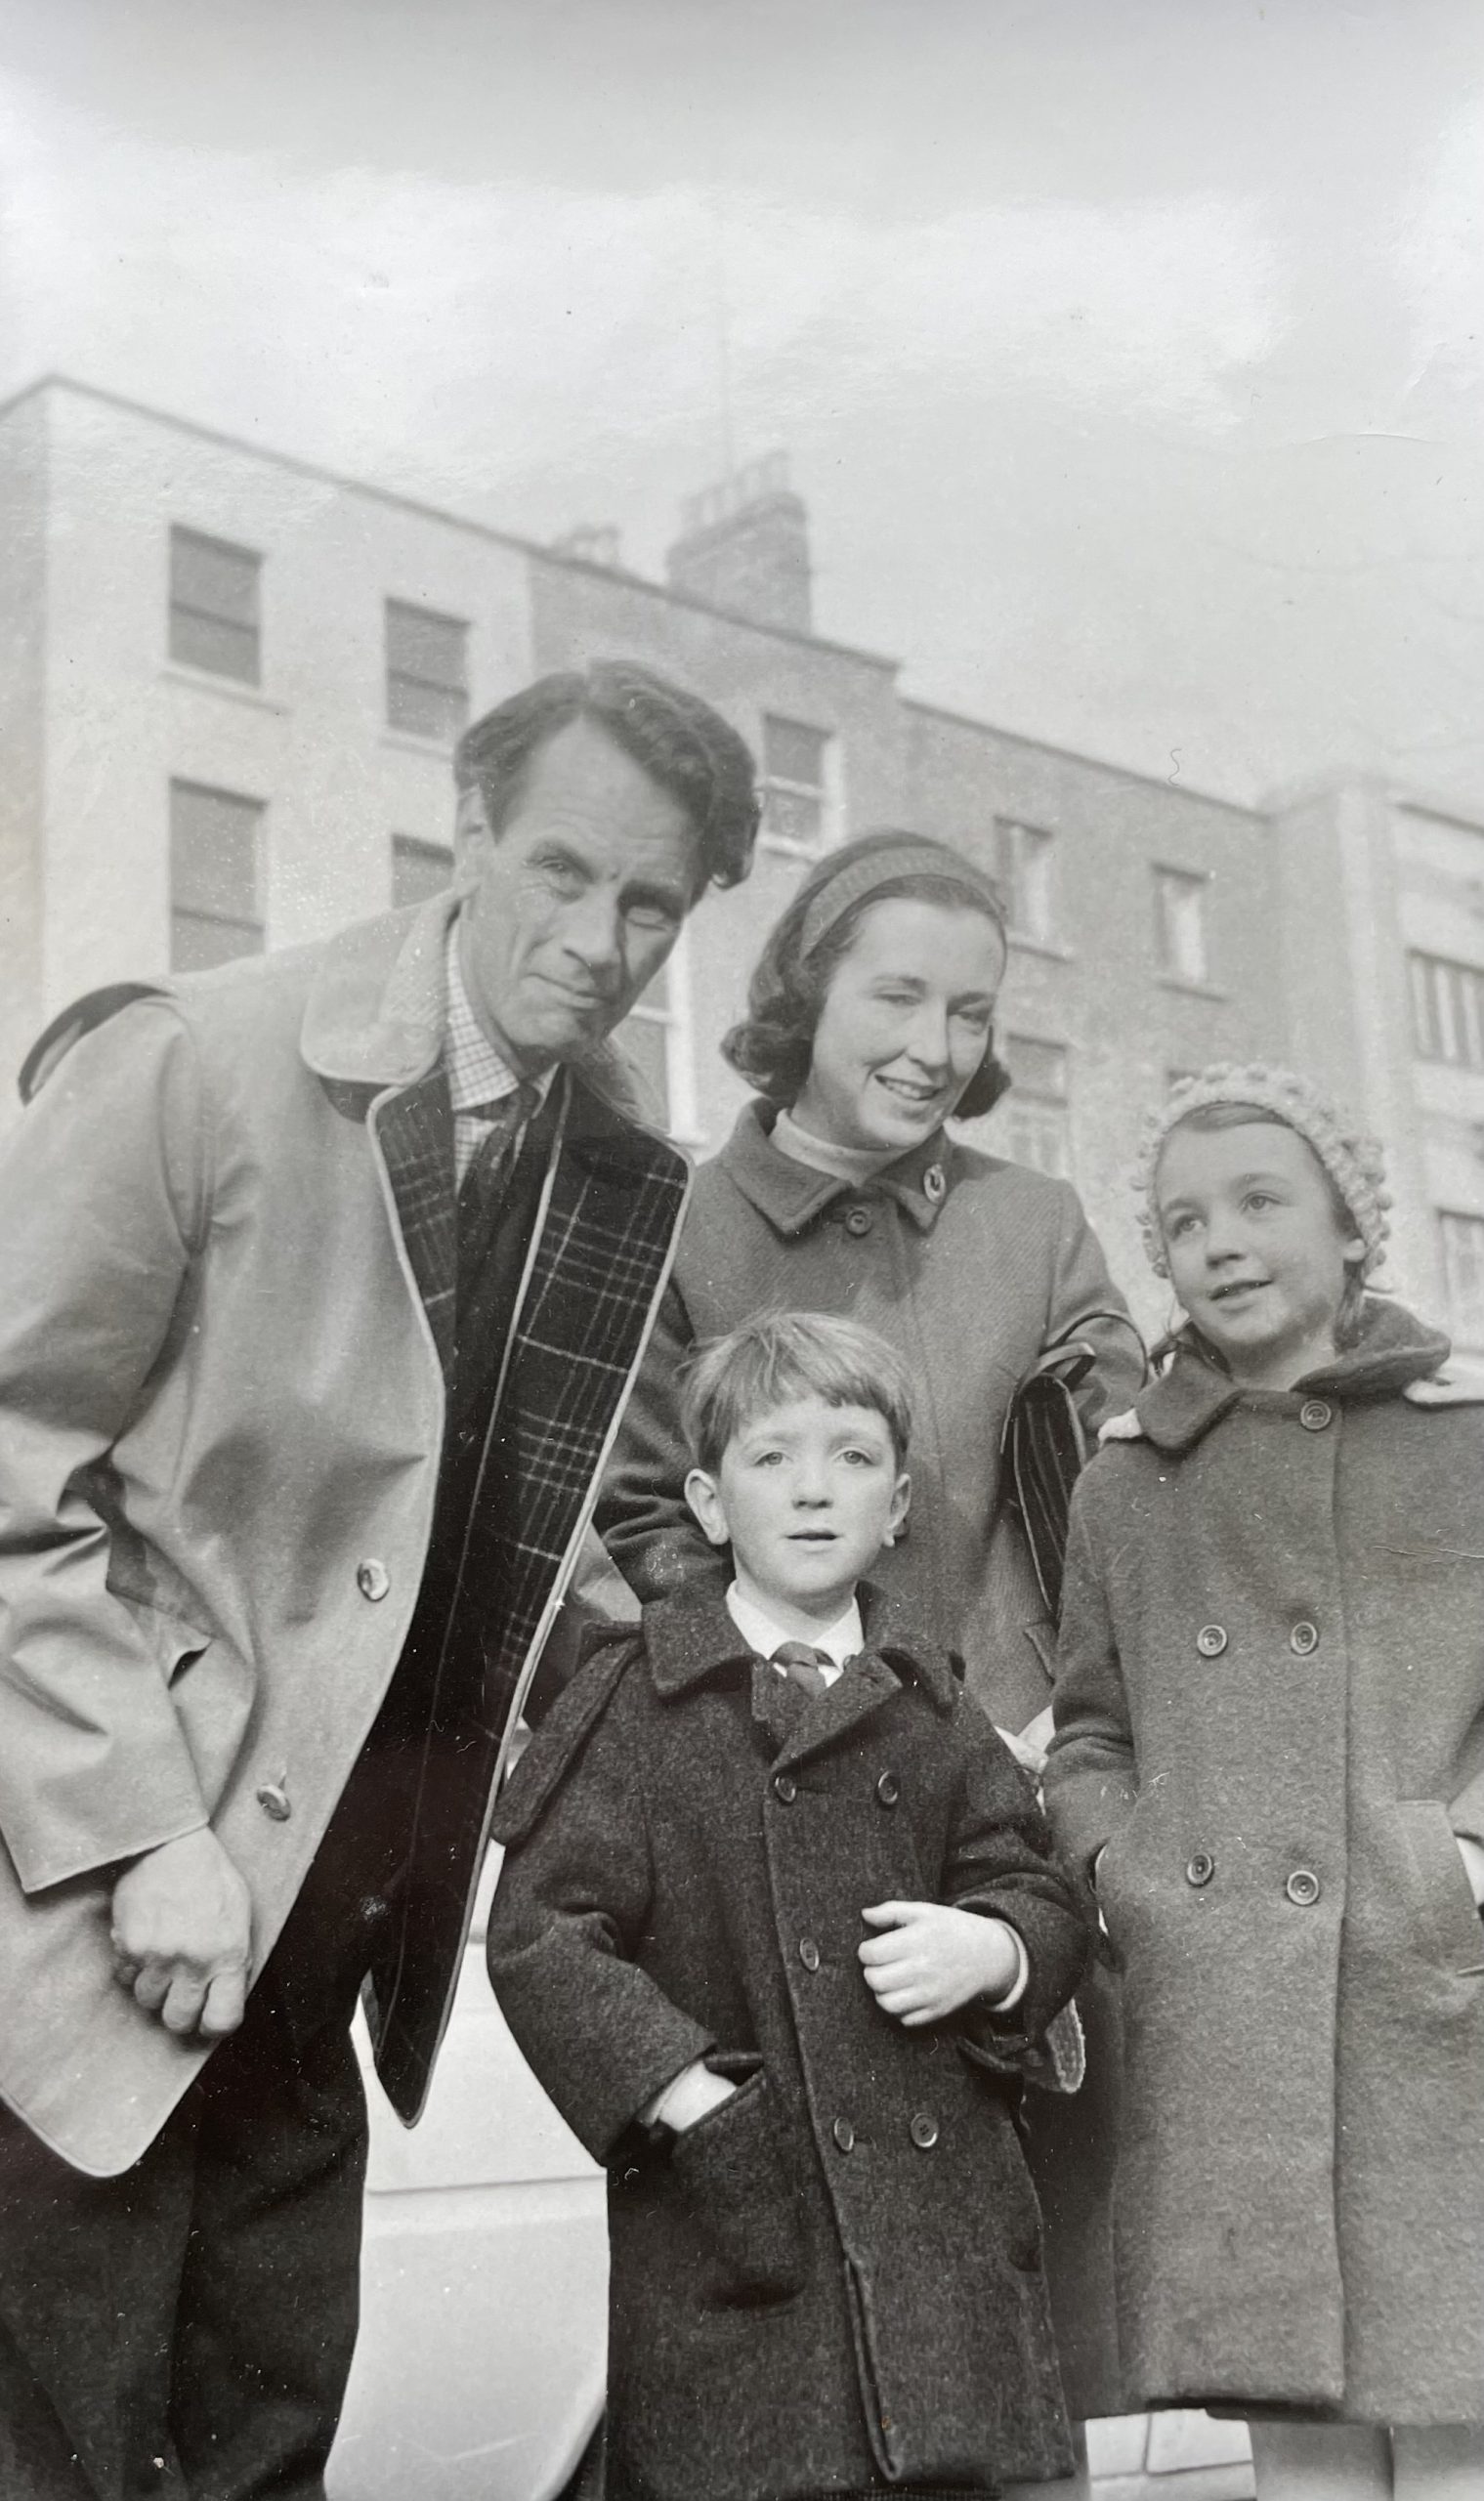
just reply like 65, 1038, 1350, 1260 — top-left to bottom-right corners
726, 1583, 864, 1678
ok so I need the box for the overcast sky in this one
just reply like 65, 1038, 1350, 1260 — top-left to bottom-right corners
2, 0, 1481, 811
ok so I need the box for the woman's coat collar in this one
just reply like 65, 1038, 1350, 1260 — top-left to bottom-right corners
721, 1100, 952, 1237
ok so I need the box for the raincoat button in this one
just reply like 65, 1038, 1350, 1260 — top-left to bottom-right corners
1186, 1852, 1214, 1887
798, 1937, 821, 1972
1290, 1620, 1320, 1656
844, 1205, 873, 1238
1196, 1625, 1228, 1658
773, 1772, 797, 1804
1299, 1399, 1334, 1432
1286, 1867, 1321, 1907
875, 1770, 901, 1808
256, 1782, 291, 1822
910, 2111, 940, 2150
832, 2117, 856, 2153
357, 1558, 391, 1601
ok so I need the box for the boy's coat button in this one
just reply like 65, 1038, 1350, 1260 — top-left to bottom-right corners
910, 2111, 940, 2149
772, 1772, 797, 1803
1196, 1624, 1228, 1658
798, 1937, 821, 1971
844, 1205, 873, 1237
1290, 1620, 1320, 1656
832, 2117, 856, 2153
1286, 1867, 1322, 1907
875, 1770, 901, 1807
1185, 1852, 1214, 1887
1299, 1399, 1334, 1432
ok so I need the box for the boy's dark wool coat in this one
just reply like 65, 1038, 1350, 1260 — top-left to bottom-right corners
1046, 1304, 1484, 2426
488, 1585, 1092, 2501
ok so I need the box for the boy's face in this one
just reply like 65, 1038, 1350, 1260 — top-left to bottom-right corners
685, 1396, 910, 1628
1156, 1120, 1365, 1390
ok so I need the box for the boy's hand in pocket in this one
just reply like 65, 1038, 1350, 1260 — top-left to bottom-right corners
859, 1899, 1022, 2024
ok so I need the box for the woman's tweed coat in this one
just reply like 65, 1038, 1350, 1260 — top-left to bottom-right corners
595, 1098, 1145, 2415
487, 1585, 1092, 2501
1045, 1303, 1484, 2424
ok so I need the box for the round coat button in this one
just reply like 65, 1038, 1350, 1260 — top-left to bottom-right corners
357, 1558, 391, 1602
1286, 1867, 1322, 1907
1299, 1399, 1334, 1432
255, 1783, 291, 1822
832, 2117, 856, 2153
923, 1164, 946, 1205
798, 1937, 821, 1972
1196, 1625, 1228, 1659
772, 1772, 797, 1804
1186, 1851, 1214, 1887
910, 2111, 940, 2150
1290, 1620, 1320, 1657
875, 1770, 901, 1808
844, 1205, 873, 1238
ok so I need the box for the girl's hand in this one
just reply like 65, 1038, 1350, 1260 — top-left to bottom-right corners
858, 1899, 1021, 2025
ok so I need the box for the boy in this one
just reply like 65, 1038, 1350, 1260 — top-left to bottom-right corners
487, 1312, 1090, 2501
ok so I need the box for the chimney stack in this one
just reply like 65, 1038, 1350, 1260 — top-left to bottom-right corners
550, 524, 622, 571
665, 452, 812, 635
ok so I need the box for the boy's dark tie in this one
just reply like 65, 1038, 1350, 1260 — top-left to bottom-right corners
769, 1640, 836, 1699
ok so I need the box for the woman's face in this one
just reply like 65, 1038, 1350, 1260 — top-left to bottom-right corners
792, 896, 1005, 1156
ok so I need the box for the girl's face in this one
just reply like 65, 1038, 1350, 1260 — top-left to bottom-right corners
791, 897, 1004, 1156
1156, 1119, 1365, 1389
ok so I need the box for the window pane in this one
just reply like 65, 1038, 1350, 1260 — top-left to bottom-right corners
170, 909, 264, 972
996, 821, 1055, 944
1002, 1034, 1068, 1099
171, 530, 259, 628
1440, 1212, 1484, 1346
392, 835, 454, 909
762, 784, 824, 848
388, 676, 469, 741
763, 715, 827, 787
616, 1010, 670, 1122
170, 611, 260, 682
1002, 1099, 1071, 1177
386, 602, 468, 690
1155, 869, 1208, 982
170, 782, 263, 922
1410, 954, 1484, 1070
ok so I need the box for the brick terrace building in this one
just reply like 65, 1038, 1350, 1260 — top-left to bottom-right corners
1, 375, 1478, 1344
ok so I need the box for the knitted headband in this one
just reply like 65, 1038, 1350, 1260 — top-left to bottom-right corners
1134, 1061, 1391, 1280
796, 837, 1005, 961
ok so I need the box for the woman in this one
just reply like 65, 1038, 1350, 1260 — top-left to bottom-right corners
598, 829, 1145, 2455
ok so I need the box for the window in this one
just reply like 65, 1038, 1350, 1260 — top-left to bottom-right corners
1440, 1211, 1484, 1348
614, 937, 697, 1138
169, 527, 261, 684
995, 821, 1056, 946
1410, 952, 1484, 1071
1154, 867, 1208, 984
170, 781, 265, 970
759, 715, 831, 854
997, 1032, 1071, 1177
385, 601, 469, 742
392, 835, 454, 909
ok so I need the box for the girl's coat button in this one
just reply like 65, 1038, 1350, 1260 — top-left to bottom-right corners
1196, 1625, 1228, 1658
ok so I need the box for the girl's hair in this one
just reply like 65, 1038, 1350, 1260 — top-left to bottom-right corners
722, 829, 1011, 1116
681, 1310, 913, 1478
1157, 1100, 1370, 1351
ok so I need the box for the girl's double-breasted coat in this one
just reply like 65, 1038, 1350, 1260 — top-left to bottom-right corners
488, 1586, 1091, 2501
1046, 1303, 1484, 2425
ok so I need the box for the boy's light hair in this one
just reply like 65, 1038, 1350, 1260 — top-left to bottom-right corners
681, 1311, 913, 1477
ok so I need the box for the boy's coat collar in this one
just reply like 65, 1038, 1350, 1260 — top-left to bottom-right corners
642, 1581, 960, 1717
1108, 1299, 1455, 1457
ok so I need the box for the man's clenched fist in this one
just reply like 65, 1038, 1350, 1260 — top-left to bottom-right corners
109, 1828, 253, 2039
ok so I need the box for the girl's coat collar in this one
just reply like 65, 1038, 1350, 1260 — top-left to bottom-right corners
1101, 1301, 1460, 1457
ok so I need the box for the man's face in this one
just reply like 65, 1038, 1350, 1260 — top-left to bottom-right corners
454, 715, 703, 1070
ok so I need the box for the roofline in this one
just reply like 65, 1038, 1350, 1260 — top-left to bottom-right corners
0, 370, 900, 673
901, 694, 1262, 820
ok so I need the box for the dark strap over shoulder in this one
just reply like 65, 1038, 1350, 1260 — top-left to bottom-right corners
488, 1627, 642, 1849
19, 983, 170, 1105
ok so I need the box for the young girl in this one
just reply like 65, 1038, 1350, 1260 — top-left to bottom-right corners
1045, 1063, 1484, 2501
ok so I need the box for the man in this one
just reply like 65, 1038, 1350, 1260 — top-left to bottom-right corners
0, 660, 758, 2501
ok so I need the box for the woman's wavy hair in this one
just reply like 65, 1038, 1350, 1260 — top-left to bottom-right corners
722, 829, 1011, 1117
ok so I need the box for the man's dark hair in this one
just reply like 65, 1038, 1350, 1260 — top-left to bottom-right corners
454, 661, 760, 891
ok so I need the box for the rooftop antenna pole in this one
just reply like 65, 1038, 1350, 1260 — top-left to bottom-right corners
710, 193, 737, 478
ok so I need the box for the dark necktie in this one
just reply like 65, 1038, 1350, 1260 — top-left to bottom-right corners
770, 1640, 836, 1699
457, 1087, 536, 1246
